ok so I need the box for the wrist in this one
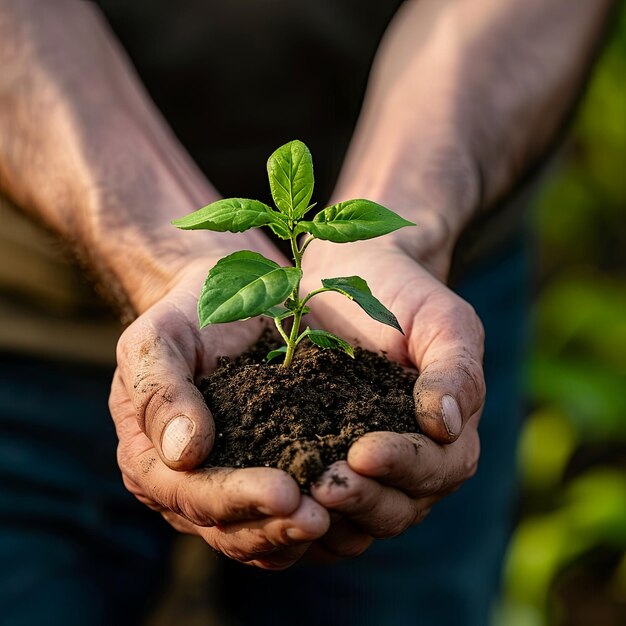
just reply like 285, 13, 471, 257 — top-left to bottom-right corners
86, 168, 284, 317
331, 90, 483, 276
102, 225, 284, 319
324, 183, 460, 282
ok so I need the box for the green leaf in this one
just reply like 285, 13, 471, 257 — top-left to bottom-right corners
261, 306, 293, 321
266, 140, 314, 220
198, 251, 301, 326
300, 328, 354, 358
267, 219, 292, 240
321, 276, 404, 334
172, 198, 273, 232
266, 346, 288, 362
296, 199, 414, 242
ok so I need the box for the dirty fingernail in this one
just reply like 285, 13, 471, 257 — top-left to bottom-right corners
162, 415, 194, 461
441, 395, 462, 437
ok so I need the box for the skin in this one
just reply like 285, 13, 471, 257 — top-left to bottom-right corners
0, 0, 614, 567
302, 232, 483, 556
0, 0, 329, 570
111, 261, 331, 569
303, 0, 614, 557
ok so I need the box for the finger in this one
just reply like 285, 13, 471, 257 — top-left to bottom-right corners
310, 462, 431, 538
160, 509, 200, 536
247, 544, 312, 571
130, 453, 302, 527
117, 317, 213, 470
162, 501, 323, 570
409, 295, 486, 443
155, 493, 323, 570
318, 517, 374, 559
113, 392, 302, 526
347, 428, 480, 498
304, 526, 374, 564
206, 496, 330, 570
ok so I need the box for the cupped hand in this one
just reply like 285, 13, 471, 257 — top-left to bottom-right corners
301, 231, 485, 557
110, 260, 329, 569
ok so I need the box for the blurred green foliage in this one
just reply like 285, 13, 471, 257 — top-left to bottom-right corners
498, 7, 626, 626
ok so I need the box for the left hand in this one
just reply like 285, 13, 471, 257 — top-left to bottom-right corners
110, 259, 330, 570
301, 228, 485, 559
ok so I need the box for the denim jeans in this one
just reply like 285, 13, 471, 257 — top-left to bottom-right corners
0, 356, 172, 626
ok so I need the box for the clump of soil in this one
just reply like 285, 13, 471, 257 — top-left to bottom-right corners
199, 333, 418, 490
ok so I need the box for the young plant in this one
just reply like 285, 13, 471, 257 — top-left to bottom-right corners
172, 140, 414, 368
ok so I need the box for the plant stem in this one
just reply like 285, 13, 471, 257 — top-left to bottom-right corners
299, 234, 315, 255
282, 233, 306, 368
282, 307, 303, 368
273, 316, 290, 344
290, 236, 302, 272
300, 287, 336, 308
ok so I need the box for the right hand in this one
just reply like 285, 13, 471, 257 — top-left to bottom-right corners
109, 259, 330, 570
299, 226, 484, 554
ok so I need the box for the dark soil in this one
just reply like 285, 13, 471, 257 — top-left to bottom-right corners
199, 333, 419, 490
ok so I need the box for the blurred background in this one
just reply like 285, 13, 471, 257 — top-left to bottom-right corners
146, 6, 626, 626
495, 6, 626, 626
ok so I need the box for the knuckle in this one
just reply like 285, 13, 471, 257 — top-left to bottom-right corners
326, 537, 372, 559
136, 380, 177, 432
454, 298, 483, 337
211, 535, 245, 562
413, 506, 432, 525
469, 360, 487, 400
115, 330, 131, 364
216, 534, 274, 565
117, 442, 158, 483
343, 539, 372, 558
474, 313, 486, 342
121, 472, 141, 496
464, 447, 480, 479
251, 558, 295, 572
116, 319, 151, 363
416, 458, 448, 495
121, 475, 157, 511
116, 442, 132, 475
458, 352, 485, 389
160, 510, 194, 535
419, 475, 445, 495
138, 495, 161, 511
455, 354, 486, 412
170, 483, 216, 527
121, 472, 159, 511
248, 545, 306, 571
371, 515, 411, 539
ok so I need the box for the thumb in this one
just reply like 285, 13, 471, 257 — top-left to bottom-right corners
410, 297, 486, 444
116, 319, 213, 470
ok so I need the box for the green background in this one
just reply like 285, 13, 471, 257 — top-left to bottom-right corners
496, 7, 626, 625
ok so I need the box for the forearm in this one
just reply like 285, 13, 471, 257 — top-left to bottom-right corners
335, 0, 614, 260
0, 0, 275, 319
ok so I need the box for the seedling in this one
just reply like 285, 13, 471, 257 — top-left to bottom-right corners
172, 140, 414, 367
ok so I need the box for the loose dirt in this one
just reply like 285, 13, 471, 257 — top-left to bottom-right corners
200, 333, 418, 490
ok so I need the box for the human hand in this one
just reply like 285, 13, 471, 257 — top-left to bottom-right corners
110, 259, 330, 569
301, 227, 484, 558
